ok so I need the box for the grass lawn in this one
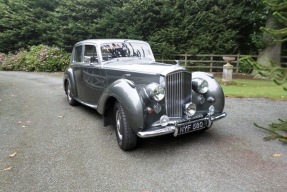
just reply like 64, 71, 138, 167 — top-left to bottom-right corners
216, 78, 287, 100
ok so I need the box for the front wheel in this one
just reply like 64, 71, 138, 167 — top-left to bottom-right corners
114, 102, 137, 151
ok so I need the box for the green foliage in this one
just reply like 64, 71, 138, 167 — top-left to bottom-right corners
0, 53, 7, 65
97, 0, 253, 54
254, 119, 287, 144
0, 50, 26, 71
219, 78, 287, 100
0, 45, 70, 72
0, 0, 268, 54
0, 0, 60, 53
241, 56, 287, 90
238, 59, 254, 74
241, 55, 287, 144
261, 0, 287, 42
250, 32, 267, 51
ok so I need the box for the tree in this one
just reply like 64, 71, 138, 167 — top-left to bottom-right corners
238, 0, 267, 54
97, 0, 262, 54
0, 0, 272, 54
240, 56, 287, 143
0, 0, 60, 53
261, 0, 287, 41
0, 0, 127, 53
256, 0, 287, 67
240, 0, 287, 143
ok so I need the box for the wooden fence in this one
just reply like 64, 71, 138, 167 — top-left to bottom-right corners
154, 53, 287, 73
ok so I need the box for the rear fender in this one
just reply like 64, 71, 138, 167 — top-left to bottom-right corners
64, 68, 78, 98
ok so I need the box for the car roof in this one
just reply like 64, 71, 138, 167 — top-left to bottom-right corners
75, 39, 148, 46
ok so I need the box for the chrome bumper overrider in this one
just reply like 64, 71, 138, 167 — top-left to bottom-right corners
137, 112, 227, 138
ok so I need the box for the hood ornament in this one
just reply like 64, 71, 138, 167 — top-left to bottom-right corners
175, 60, 179, 66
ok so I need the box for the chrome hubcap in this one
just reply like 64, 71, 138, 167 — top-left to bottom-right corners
116, 110, 123, 140
67, 83, 72, 101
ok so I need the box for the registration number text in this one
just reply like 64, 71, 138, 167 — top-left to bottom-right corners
178, 121, 205, 135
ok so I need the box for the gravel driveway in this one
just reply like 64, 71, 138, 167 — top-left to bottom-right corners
0, 71, 286, 192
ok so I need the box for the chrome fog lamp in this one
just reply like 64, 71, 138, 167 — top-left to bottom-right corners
146, 83, 165, 101
185, 102, 196, 117
208, 105, 215, 115
192, 78, 209, 94
160, 115, 169, 126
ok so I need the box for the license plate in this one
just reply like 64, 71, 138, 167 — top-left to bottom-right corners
178, 121, 205, 135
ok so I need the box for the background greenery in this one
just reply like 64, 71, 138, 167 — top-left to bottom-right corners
0, 0, 267, 55
0, 45, 69, 71
219, 78, 287, 100
0, 0, 286, 73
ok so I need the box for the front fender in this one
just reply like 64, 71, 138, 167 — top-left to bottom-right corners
192, 72, 225, 112
97, 79, 144, 131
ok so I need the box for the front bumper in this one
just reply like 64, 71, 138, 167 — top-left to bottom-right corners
137, 112, 226, 138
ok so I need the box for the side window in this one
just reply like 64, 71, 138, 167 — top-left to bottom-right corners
74, 45, 83, 62
84, 45, 98, 63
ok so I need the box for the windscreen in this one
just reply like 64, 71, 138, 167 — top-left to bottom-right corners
100, 42, 154, 61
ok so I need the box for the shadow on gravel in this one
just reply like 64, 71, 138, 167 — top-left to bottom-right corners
135, 129, 219, 153
62, 97, 223, 153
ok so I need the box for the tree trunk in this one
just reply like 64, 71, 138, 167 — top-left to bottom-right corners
257, 12, 282, 67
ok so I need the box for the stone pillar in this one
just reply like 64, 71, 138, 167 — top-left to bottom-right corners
222, 56, 235, 84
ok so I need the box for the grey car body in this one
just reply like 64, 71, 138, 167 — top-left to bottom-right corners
63, 39, 226, 150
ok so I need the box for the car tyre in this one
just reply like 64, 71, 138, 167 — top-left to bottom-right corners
66, 79, 78, 106
114, 102, 137, 151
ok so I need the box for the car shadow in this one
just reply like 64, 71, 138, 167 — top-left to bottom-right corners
62, 97, 223, 153
136, 130, 216, 151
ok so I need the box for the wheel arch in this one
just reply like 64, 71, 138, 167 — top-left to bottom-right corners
102, 96, 117, 127
64, 68, 78, 98
97, 79, 144, 132
192, 71, 225, 112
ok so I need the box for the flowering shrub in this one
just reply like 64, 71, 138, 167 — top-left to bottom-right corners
0, 53, 7, 64
0, 45, 70, 72
0, 51, 27, 71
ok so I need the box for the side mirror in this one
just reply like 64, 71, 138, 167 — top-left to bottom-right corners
90, 56, 98, 63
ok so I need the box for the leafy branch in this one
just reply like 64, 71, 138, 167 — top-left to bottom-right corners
240, 56, 287, 91
240, 56, 287, 144
254, 119, 287, 144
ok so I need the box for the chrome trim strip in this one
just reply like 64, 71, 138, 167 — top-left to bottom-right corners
137, 126, 176, 138
75, 98, 97, 109
211, 112, 227, 121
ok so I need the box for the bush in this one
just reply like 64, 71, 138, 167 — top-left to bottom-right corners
0, 53, 7, 69
239, 59, 253, 74
0, 45, 70, 72
0, 50, 28, 71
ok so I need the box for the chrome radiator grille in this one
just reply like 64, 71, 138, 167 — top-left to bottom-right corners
165, 71, 192, 117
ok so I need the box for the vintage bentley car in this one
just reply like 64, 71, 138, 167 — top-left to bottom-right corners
63, 39, 226, 150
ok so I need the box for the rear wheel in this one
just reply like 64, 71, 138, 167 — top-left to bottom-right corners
114, 102, 137, 151
66, 79, 78, 106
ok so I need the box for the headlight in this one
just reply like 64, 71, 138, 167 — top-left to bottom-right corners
146, 83, 165, 102
192, 78, 209, 94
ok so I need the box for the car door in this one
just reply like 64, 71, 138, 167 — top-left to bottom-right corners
72, 44, 86, 101
80, 44, 105, 106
